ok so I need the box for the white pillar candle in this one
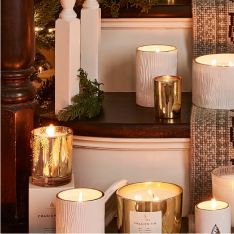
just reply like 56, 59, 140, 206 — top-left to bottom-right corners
195, 199, 231, 233
212, 166, 234, 227
192, 53, 234, 109
56, 180, 128, 233
136, 45, 177, 107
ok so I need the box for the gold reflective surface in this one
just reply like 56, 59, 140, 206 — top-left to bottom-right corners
154, 76, 182, 119
117, 182, 183, 233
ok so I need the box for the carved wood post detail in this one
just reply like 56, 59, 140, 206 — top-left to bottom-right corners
1, 0, 39, 229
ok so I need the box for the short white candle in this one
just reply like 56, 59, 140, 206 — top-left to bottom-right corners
136, 45, 177, 107
195, 199, 231, 233
192, 53, 234, 109
56, 188, 105, 233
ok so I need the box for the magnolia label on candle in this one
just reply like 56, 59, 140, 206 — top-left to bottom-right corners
130, 211, 162, 233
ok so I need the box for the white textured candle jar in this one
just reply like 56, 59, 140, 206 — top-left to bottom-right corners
136, 45, 178, 107
192, 53, 234, 109
195, 200, 231, 233
117, 182, 182, 233
212, 166, 234, 227
56, 180, 128, 233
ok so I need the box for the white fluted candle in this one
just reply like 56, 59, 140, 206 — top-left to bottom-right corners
136, 45, 177, 107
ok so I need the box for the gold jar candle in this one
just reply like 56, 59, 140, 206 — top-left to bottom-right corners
31, 125, 73, 187
154, 75, 181, 119
117, 182, 183, 233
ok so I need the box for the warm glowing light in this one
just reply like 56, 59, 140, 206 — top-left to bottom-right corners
135, 195, 141, 201
78, 192, 82, 202
48, 28, 55, 33
211, 59, 217, 66
35, 27, 43, 32
156, 48, 160, 52
211, 199, 216, 210
229, 61, 234, 67
46, 124, 55, 137
155, 196, 159, 201
148, 190, 153, 196
38, 66, 43, 73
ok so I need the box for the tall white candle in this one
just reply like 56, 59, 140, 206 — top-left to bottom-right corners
195, 199, 231, 233
136, 45, 177, 107
212, 166, 234, 227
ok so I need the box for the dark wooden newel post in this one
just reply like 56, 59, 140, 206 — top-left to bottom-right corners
1, 0, 39, 230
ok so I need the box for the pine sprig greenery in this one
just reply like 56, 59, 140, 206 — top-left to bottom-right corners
102, 0, 159, 18
57, 69, 105, 122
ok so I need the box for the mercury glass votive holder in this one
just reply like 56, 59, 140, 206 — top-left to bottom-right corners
31, 125, 73, 187
154, 75, 182, 119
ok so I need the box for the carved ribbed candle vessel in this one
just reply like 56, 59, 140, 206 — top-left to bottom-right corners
192, 53, 234, 109
31, 125, 73, 187
136, 45, 177, 107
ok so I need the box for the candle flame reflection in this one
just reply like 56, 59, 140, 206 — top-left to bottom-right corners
135, 195, 141, 201
155, 196, 159, 201
156, 48, 160, 52
78, 192, 82, 202
211, 59, 217, 66
46, 124, 55, 136
211, 198, 216, 210
229, 61, 234, 67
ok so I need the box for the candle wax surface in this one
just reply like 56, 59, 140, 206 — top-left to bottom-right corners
123, 189, 178, 201
36, 132, 67, 137
138, 45, 176, 52
58, 189, 103, 202
197, 201, 228, 210
220, 174, 234, 179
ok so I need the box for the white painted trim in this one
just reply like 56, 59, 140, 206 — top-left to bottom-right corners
73, 135, 191, 151
101, 18, 193, 30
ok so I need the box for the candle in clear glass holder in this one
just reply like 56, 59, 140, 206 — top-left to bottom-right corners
154, 75, 181, 118
195, 199, 231, 233
136, 45, 177, 107
31, 125, 73, 187
117, 182, 182, 233
192, 53, 234, 109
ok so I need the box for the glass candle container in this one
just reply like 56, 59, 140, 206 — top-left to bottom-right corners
192, 53, 234, 109
212, 166, 234, 228
117, 182, 182, 233
136, 45, 177, 107
154, 75, 181, 119
195, 199, 231, 233
31, 125, 73, 187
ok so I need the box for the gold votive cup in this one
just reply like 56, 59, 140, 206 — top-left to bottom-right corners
117, 182, 183, 233
31, 126, 73, 187
154, 76, 181, 119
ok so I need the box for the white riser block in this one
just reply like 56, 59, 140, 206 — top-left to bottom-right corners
55, 18, 80, 114
81, 8, 101, 81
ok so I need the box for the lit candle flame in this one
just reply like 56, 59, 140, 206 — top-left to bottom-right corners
46, 124, 55, 137
229, 61, 234, 67
155, 196, 159, 201
135, 195, 141, 201
211, 59, 217, 66
38, 66, 43, 73
148, 190, 153, 196
211, 198, 216, 210
156, 48, 160, 53
78, 192, 82, 202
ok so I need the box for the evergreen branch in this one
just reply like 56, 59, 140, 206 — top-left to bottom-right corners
57, 69, 105, 122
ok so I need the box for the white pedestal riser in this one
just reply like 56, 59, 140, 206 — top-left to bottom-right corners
55, 18, 80, 114
81, 8, 101, 81
136, 49, 177, 107
28, 176, 75, 233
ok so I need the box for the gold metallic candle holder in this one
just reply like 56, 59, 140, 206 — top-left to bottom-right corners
31, 125, 73, 187
154, 76, 181, 119
117, 182, 183, 233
